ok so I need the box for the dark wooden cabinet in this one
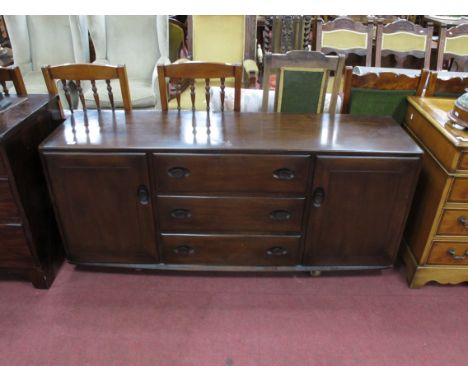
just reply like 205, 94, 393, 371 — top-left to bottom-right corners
40, 110, 422, 273
43, 153, 158, 264
0, 95, 63, 288
304, 156, 420, 267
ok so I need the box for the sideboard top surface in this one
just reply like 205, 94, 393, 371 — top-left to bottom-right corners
40, 110, 423, 155
0, 95, 57, 139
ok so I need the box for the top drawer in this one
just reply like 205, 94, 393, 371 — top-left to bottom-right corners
152, 154, 310, 194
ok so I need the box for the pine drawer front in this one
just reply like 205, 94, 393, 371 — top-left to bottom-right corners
427, 242, 468, 266
437, 209, 468, 236
160, 234, 301, 266
0, 225, 33, 268
152, 154, 310, 194
448, 178, 468, 203
0, 180, 21, 223
157, 196, 305, 233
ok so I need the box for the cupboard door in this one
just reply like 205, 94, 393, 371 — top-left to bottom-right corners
304, 156, 419, 267
44, 153, 158, 263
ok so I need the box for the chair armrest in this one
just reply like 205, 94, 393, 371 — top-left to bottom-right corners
243, 59, 259, 88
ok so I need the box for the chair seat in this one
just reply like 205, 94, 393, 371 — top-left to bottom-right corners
83, 79, 156, 109
210, 87, 342, 113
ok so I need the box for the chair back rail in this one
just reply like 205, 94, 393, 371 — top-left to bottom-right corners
157, 61, 242, 112
41, 63, 132, 114
0, 66, 27, 96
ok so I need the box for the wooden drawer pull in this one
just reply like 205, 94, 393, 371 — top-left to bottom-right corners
266, 246, 288, 257
170, 209, 192, 219
269, 210, 292, 221
447, 248, 468, 260
272, 168, 295, 180
168, 167, 191, 178
137, 185, 149, 205
457, 216, 468, 229
173, 245, 195, 256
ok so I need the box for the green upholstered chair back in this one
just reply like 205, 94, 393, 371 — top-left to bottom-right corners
261, 50, 345, 114
342, 66, 428, 124
169, 19, 186, 62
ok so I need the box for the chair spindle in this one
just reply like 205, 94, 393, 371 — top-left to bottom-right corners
175, 79, 181, 111
61, 79, 73, 112
90, 80, 100, 110
1, 80, 9, 96
76, 80, 87, 111
190, 79, 196, 111
105, 79, 114, 110
205, 78, 210, 111
220, 77, 226, 112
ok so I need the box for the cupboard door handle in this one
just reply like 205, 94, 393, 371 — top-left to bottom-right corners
312, 187, 325, 207
168, 167, 191, 178
273, 168, 295, 180
137, 185, 149, 205
458, 216, 468, 229
269, 210, 292, 221
447, 248, 467, 260
266, 247, 288, 257
174, 245, 195, 256
170, 209, 192, 219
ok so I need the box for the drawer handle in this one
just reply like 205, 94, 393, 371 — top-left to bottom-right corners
266, 247, 288, 257
269, 210, 292, 221
447, 248, 467, 260
273, 168, 295, 180
173, 245, 195, 256
312, 187, 325, 207
457, 216, 468, 229
170, 209, 192, 219
168, 167, 191, 178
137, 185, 149, 205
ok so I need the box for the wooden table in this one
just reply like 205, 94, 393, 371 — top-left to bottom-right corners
40, 110, 422, 273
402, 96, 468, 287
0, 95, 64, 288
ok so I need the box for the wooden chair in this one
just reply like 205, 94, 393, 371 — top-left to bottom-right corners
314, 16, 374, 67
41, 63, 132, 114
157, 61, 242, 112
425, 71, 468, 98
0, 66, 27, 96
436, 24, 468, 71
262, 15, 313, 54
375, 19, 433, 70
341, 66, 428, 124
261, 50, 345, 114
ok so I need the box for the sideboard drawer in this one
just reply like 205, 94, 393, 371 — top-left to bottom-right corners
0, 180, 21, 223
161, 234, 301, 266
157, 196, 305, 233
458, 152, 468, 171
437, 209, 468, 236
427, 242, 468, 266
448, 178, 468, 203
0, 225, 33, 268
153, 154, 310, 194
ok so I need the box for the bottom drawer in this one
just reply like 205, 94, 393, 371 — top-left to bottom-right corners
0, 225, 34, 268
160, 234, 301, 266
427, 242, 468, 266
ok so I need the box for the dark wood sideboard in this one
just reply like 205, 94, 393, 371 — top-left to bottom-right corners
0, 95, 64, 287
40, 110, 422, 272
402, 96, 468, 287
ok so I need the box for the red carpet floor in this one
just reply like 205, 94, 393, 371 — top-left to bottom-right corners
0, 262, 467, 365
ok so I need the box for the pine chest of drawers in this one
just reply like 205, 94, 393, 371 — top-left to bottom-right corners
0, 95, 63, 288
40, 110, 422, 273
402, 96, 468, 287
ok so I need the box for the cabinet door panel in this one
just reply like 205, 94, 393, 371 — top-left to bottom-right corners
304, 156, 419, 267
44, 153, 158, 263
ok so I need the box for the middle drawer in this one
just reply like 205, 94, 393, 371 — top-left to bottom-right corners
157, 196, 305, 233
